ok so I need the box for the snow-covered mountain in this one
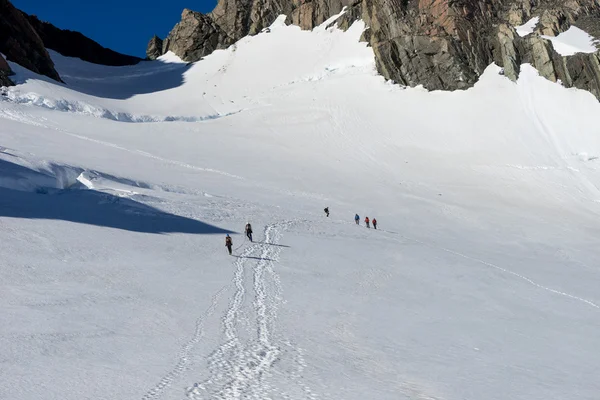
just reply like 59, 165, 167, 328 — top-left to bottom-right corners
1, 9, 600, 400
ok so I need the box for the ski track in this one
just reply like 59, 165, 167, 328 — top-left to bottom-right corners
141, 284, 231, 400
187, 220, 317, 400
402, 235, 600, 311
311, 215, 599, 311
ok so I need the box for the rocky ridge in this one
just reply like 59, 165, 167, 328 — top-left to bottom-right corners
150, 0, 600, 100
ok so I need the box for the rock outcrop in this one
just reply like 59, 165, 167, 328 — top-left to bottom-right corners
338, 0, 600, 99
0, 53, 14, 86
288, 0, 351, 30
151, 0, 351, 61
146, 35, 163, 60
0, 0, 62, 82
26, 15, 142, 66
152, 0, 600, 100
160, 9, 234, 62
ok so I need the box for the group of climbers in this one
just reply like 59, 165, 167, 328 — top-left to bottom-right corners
354, 213, 377, 229
225, 210, 379, 255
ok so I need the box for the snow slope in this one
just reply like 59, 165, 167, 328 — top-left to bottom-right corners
2, 14, 600, 400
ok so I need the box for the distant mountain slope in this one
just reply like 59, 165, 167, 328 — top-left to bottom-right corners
0, 0, 62, 84
26, 14, 142, 67
0, 0, 141, 87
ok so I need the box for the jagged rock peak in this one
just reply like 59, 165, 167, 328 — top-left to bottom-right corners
146, 35, 163, 60
161, 8, 234, 62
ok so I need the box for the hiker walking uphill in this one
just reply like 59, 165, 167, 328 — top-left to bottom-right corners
245, 222, 253, 242
225, 234, 233, 255
372, 218, 377, 230
365, 217, 370, 228
324, 207, 329, 217
354, 214, 360, 225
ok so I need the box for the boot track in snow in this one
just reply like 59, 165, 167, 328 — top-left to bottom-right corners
187, 220, 316, 400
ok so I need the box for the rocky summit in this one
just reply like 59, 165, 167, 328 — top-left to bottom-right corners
146, 35, 164, 60
150, 0, 600, 100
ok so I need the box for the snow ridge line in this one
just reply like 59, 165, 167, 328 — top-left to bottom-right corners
0, 110, 245, 180
142, 283, 230, 400
404, 235, 600, 310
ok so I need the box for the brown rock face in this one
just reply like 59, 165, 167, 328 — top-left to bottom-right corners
152, 0, 600, 100
26, 15, 142, 66
289, 0, 350, 30
0, 53, 14, 86
146, 35, 163, 60
336, 0, 600, 99
0, 0, 62, 82
161, 9, 234, 62
151, 0, 350, 61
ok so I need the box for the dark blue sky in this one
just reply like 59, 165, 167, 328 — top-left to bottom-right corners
12, 0, 217, 58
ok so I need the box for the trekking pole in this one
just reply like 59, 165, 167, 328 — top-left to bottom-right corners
233, 235, 246, 253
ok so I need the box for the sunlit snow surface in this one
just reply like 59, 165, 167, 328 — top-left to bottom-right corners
542, 26, 600, 56
515, 16, 599, 55
515, 17, 540, 37
2, 14, 600, 400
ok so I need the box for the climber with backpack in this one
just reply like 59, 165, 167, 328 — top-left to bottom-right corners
245, 222, 253, 242
225, 234, 233, 255
365, 217, 370, 228
372, 218, 377, 230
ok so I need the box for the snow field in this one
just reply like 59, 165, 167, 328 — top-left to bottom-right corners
1, 13, 600, 400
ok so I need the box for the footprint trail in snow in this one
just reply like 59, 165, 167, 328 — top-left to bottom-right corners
186, 220, 316, 400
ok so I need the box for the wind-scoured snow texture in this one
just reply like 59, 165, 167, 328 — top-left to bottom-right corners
2, 16, 600, 400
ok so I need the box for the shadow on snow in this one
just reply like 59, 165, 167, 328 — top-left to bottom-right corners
0, 158, 232, 235
255, 241, 291, 248
10, 55, 194, 100
235, 255, 276, 262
